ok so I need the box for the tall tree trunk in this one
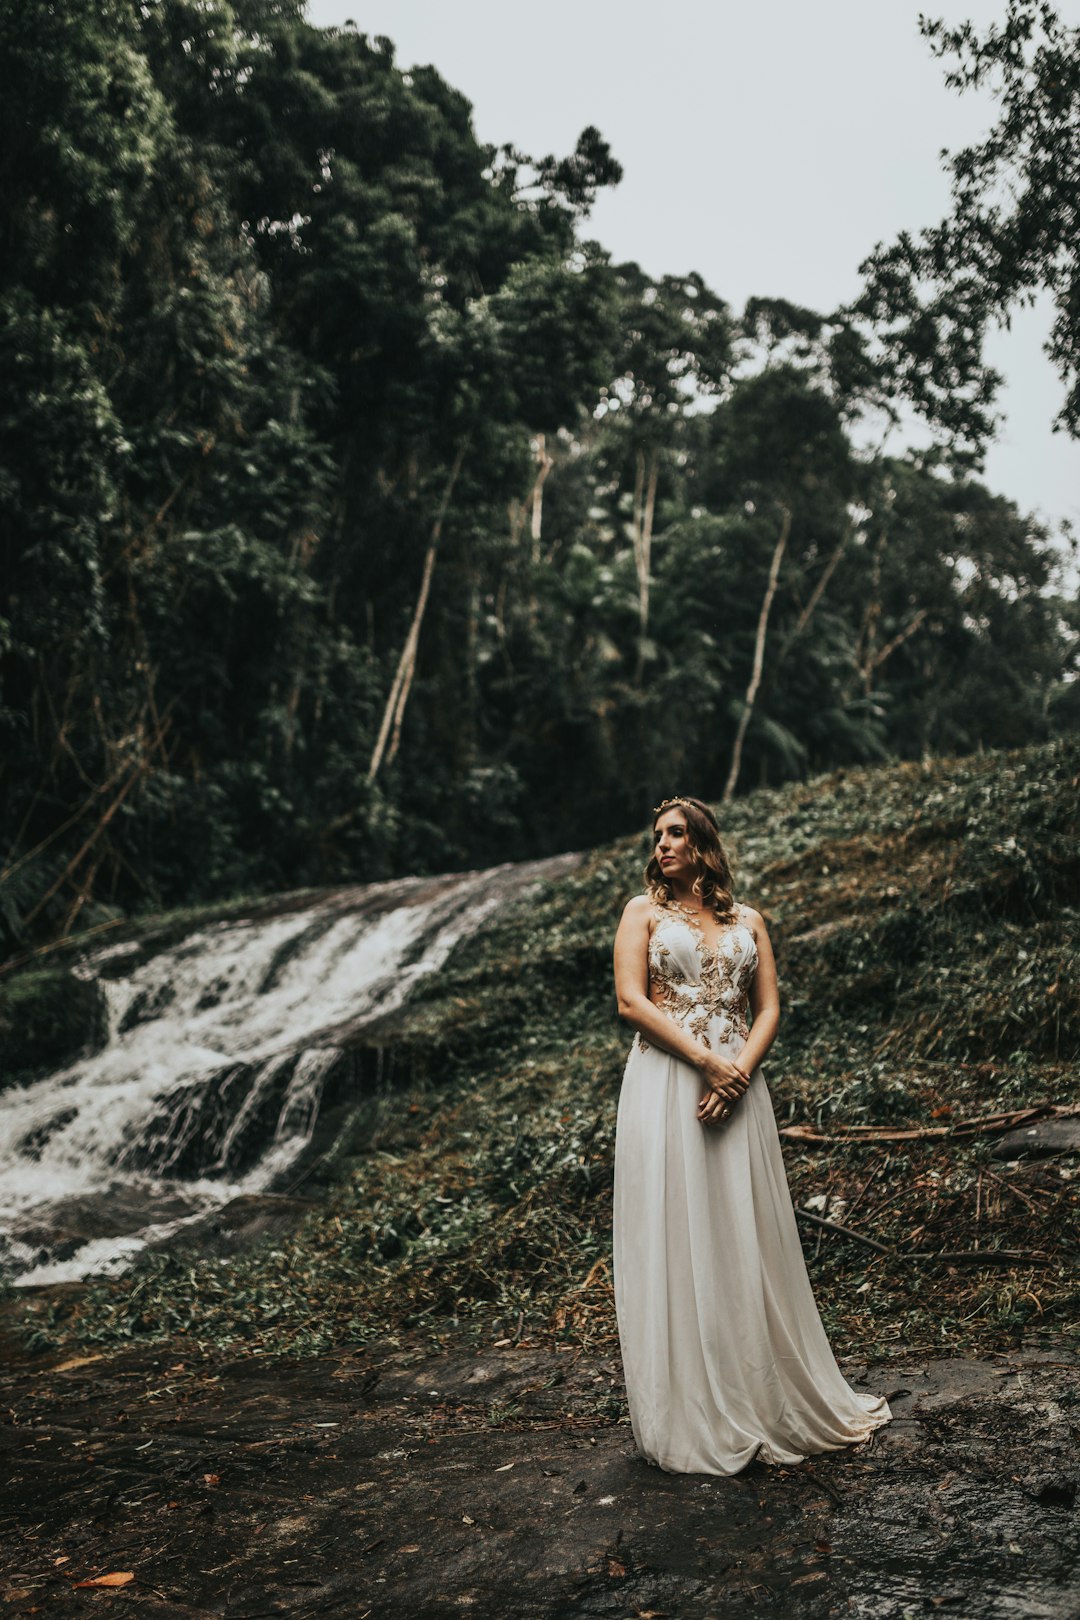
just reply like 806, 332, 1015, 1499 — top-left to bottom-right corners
457, 545, 480, 774
633, 446, 659, 683
368, 437, 469, 783
510, 437, 555, 630
722, 504, 792, 804
776, 520, 851, 663
530, 433, 554, 560
844, 528, 888, 700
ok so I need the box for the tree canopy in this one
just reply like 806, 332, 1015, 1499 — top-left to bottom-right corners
0, 0, 1076, 956
853, 1, 1080, 453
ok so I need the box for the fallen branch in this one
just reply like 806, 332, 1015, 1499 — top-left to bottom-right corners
951, 1105, 1046, 1135
905, 1249, 1052, 1267
783, 1124, 948, 1144
19, 764, 146, 932
780, 1102, 1075, 1148
796, 1207, 1054, 1270
794, 1208, 892, 1254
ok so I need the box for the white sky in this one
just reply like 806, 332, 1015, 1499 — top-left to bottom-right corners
308, 0, 1079, 550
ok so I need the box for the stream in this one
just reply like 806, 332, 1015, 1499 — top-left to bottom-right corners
0, 853, 579, 1289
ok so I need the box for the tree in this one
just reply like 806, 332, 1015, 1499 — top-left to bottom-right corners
853, 1, 1080, 456
595, 265, 734, 681
0, 0, 337, 940
1, 4, 1075, 954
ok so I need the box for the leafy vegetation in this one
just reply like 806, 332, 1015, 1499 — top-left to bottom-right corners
856, 1, 1080, 446
18, 738, 1079, 1365
2, 2, 1078, 961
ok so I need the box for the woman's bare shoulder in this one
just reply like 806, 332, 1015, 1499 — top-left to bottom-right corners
615, 894, 652, 952
737, 902, 767, 932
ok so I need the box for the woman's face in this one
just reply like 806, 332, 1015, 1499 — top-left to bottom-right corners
653, 808, 695, 883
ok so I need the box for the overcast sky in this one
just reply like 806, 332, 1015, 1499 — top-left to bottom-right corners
308, 0, 1079, 547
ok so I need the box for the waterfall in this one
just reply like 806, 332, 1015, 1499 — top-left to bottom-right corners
0, 853, 579, 1289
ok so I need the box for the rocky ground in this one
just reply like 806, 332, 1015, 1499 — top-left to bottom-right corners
2, 1309, 1077, 1619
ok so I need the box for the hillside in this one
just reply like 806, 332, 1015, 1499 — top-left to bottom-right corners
12, 737, 1080, 1366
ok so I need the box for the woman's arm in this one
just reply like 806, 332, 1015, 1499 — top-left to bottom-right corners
613, 897, 750, 1104
736, 907, 781, 1075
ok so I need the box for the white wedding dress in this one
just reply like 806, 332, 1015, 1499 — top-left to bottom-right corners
613, 897, 891, 1474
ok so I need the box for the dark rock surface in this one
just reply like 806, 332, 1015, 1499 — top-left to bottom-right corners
1, 1324, 1077, 1618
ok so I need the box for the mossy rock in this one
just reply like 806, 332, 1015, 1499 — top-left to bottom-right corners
0, 969, 108, 1090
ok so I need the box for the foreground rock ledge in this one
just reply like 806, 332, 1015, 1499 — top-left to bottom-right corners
1, 1330, 1077, 1619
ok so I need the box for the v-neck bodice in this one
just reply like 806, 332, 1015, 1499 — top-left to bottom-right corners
637, 897, 758, 1053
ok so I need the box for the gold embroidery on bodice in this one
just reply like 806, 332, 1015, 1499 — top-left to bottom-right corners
636, 898, 758, 1054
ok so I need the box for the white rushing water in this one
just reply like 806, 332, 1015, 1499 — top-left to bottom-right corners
0, 855, 577, 1288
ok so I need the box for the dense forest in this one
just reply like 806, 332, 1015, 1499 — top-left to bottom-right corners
2, 0, 1077, 956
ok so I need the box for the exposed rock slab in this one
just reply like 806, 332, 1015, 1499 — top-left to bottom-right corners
1, 1327, 1077, 1618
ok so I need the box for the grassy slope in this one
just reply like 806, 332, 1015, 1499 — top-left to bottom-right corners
15, 738, 1080, 1364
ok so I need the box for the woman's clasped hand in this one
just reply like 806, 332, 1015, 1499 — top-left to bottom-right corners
696, 1054, 751, 1125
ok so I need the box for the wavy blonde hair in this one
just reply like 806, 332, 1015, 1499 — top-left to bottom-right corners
645, 796, 737, 922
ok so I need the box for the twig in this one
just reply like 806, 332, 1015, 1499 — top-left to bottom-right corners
0, 762, 128, 886
863, 1183, 912, 1224
0, 915, 126, 978
906, 1249, 1051, 1267
981, 1166, 1050, 1216
845, 1155, 889, 1224
794, 1462, 843, 1506
813, 1194, 829, 1260
573, 1257, 610, 1292
20, 768, 143, 931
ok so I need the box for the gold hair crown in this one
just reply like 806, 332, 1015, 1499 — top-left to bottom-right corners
653, 796, 692, 814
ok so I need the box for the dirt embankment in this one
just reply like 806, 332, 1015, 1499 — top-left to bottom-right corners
2, 1324, 1078, 1619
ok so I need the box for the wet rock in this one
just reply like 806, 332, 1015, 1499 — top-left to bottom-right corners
213, 1192, 321, 1227
117, 979, 176, 1032
132, 1191, 323, 1264
991, 1117, 1080, 1159
16, 1106, 78, 1158
1, 1330, 1077, 1619
4, 1224, 88, 1265
0, 969, 107, 1091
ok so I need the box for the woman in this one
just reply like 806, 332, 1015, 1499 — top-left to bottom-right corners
611, 794, 891, 1474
